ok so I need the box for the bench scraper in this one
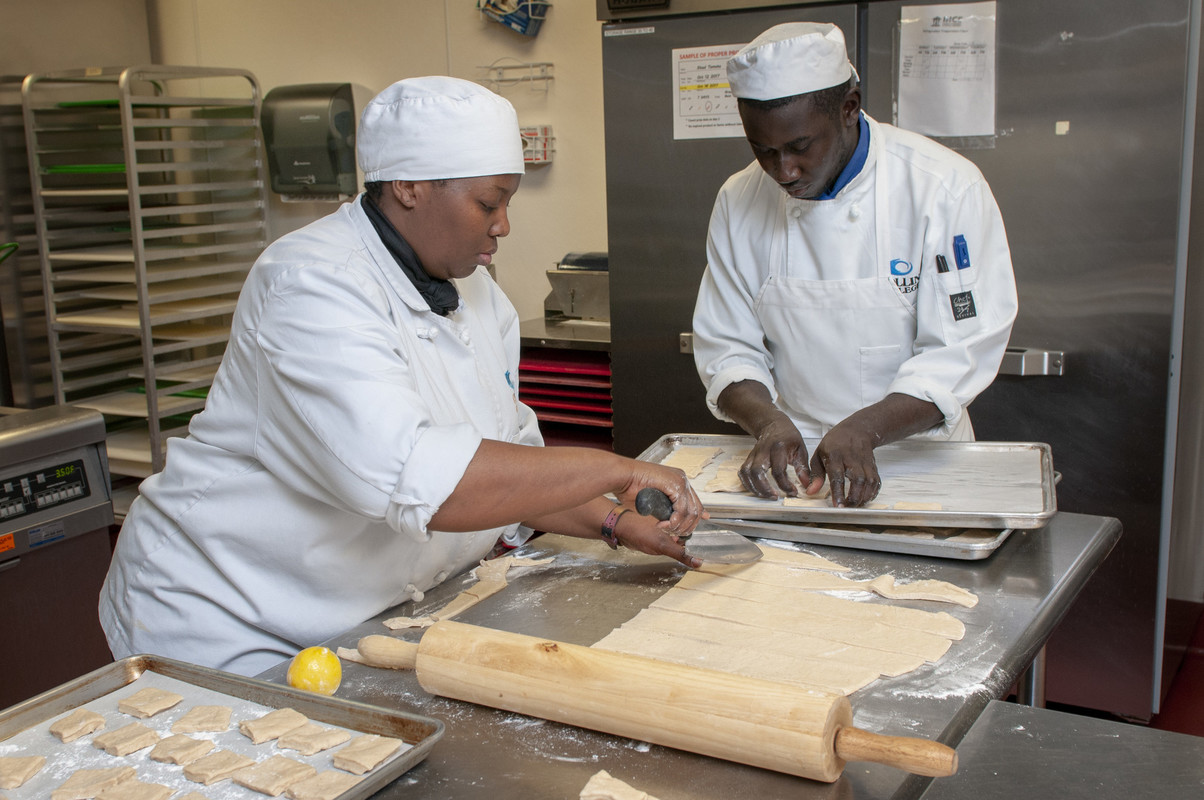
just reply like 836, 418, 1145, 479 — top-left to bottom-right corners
636, 488, 763, 564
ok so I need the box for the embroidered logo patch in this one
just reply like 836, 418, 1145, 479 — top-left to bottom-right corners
950, 291, 977, 320
890, 258, 918, 295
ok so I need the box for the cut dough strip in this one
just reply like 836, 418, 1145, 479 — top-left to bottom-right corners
117, 687, 183, 719
593, 626, 880, 695
383, 555, 555, 629
611, 606, 925, 677
692, 560, 978, 608
49, 708, 105, 743
0, 755, 45, 789
674, 572, 966, 639
661, 445, 723, 478
648, 588, 954, 662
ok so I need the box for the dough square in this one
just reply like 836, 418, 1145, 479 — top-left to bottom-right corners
332, 734, 403, 775
172, 704, 232, 734
149, 733, 214, 765
0, 755, 46, 789
239, 707, 309, 744
117, 687, 183, 719
93, 722, 160, 756
174, 794, 210, 800
285, 770, 364, 800
276, 722, 352, 756
183, 749, 256, 785
95, 779, 175, 800
49, 707, 106, 742
233, 755, 318, 796
51, 766, 137, 800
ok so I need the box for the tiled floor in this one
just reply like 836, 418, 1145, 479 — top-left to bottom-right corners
1150, 613, 1204, 737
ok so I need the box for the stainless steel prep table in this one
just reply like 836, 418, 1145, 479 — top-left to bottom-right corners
915, 699, 1204, 799
257, 511, 1120, 800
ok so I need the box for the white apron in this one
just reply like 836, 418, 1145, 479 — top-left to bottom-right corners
753, 139, 973, 441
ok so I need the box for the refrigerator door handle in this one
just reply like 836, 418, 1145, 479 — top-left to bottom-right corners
999, 347, 1065, 376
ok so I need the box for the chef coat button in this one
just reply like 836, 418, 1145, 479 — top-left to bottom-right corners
790, 206, 803, 219
434, 570, 449, 583
404, 583, 424, 602
417, 327, 437, 340
849, 204, 861, 220
458, 330, 471, 344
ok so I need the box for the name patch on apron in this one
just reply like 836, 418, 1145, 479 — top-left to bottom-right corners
950, 291, 977, 320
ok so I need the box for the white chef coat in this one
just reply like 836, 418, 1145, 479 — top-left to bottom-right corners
99, 195, 542, 677
693, 114, 1017, 440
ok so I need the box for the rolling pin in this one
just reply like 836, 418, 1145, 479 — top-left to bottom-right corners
357, 621, 957, 782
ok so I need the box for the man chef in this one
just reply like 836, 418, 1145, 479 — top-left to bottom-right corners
100, 76, 703, 677
692, 22, 1018, 507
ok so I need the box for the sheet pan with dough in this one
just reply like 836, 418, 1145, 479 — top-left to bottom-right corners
636, 434, 1056, 529
0, 662, 437, 800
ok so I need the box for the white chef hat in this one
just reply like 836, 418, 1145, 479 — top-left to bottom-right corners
357, 76, 525, 182
727, 22, 858, 101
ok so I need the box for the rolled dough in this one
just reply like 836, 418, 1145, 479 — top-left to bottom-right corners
607, 606, 924, 677
648, 588, 954, 662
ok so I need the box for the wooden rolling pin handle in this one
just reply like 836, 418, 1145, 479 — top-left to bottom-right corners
833, 726, 958, 777
357, 635, 419, 670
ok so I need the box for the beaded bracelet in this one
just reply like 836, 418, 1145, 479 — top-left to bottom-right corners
601, 506, 630, 550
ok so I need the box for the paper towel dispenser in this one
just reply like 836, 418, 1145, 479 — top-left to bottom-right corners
262, 83, 366, 202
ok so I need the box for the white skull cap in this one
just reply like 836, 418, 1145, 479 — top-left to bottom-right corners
357, 76, 525, 182
727, 22, 858, 101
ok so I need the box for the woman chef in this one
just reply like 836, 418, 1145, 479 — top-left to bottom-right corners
100, 77, 703, 677
692, 23, 1018, 507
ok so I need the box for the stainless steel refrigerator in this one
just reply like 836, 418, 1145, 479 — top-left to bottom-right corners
598, 0, 1204, 721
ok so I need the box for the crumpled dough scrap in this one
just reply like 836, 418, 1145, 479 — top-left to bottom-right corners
580, 769, 660, 800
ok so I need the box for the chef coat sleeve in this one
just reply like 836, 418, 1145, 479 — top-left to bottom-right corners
248, 263, 482, 541
692, 178, 780, 423
889, 176, 1018, 435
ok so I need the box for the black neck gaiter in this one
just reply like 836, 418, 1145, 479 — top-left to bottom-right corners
362, 193, 460, 316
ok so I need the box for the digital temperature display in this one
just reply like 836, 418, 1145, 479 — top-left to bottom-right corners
0, 458, 90, 523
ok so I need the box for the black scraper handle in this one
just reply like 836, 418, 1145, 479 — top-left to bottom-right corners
635, 488, 674, 522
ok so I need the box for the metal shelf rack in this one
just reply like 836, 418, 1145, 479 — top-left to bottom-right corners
22, 65, 268, 476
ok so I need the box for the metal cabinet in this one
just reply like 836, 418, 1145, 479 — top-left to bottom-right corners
21, 66, 268, 479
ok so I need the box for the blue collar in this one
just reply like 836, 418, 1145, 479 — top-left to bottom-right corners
815, 113, 869, 201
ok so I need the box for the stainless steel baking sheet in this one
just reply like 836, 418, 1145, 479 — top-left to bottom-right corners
0, 655, 443, 799
638, 434, 1056, 530
720, 518, 1014, 560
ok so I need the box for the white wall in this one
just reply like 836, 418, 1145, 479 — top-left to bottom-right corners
147, 0, 608, 322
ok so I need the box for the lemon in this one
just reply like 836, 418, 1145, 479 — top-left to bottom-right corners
286, 646, 342, 695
